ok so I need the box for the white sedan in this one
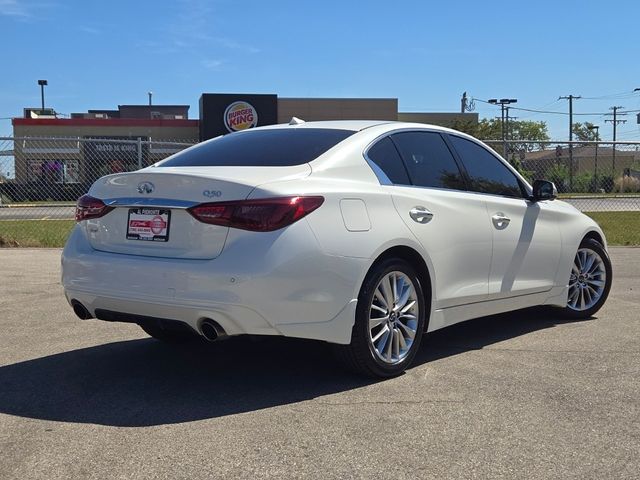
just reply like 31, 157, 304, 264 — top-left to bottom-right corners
62, 121, 612, 377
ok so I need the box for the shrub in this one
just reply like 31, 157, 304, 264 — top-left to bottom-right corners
545, 163, 569, 193
613, 176, 640, 193
573, 172, 595, 193
598, 174, 615, 193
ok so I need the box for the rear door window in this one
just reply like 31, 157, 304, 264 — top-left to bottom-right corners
158, 128, 356, 167
390, 131, 466, 190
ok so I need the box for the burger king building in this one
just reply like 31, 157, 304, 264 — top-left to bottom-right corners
200, 93, 477, 140
11, 93, 477, 186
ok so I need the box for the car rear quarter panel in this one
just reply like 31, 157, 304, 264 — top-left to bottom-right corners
249, 177, 436, 309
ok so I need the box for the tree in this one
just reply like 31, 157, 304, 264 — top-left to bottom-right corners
572, 122, 601, 142
450, 118, 549, 151
449, 118, 548, 179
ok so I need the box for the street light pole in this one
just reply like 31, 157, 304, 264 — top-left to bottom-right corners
37, 79, 48, 111
488, 98, 518, 159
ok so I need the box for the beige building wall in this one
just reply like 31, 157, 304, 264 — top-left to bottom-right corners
277, 98, 398, 123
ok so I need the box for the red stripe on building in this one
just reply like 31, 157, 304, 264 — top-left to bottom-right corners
12, 118, 199, 127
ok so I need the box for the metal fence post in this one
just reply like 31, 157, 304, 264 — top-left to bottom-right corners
137, 137, 143, 169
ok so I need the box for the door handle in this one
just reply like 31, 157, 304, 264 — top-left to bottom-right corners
409, 206, 434, 224
491, 212, 511, 229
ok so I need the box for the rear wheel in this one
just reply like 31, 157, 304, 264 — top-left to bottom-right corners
561, 238, 612, 319
336, 258, 427, 377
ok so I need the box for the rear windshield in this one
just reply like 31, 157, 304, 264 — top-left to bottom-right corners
157, 128, 356, 167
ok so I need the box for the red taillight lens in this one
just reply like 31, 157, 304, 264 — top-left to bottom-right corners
188, 196, 324, 232
75, 194, 114, 221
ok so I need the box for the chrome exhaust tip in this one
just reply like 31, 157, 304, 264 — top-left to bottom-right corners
200, 319, 226, 342
71, 300, 93, 320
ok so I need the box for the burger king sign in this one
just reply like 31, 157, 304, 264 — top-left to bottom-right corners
224, 101, 258, 132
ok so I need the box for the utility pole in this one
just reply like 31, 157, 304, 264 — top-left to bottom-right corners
488, 98, 517, 158
461, 92, 467, 113
559, 95, 581, 190
605, 106, 627, 175
505, 107, 518, 161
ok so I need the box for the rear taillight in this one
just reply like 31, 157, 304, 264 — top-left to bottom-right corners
75, 194, 114, 221
188, 196, 324, 232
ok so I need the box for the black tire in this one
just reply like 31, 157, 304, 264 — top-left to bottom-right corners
139, 322, 197, 343
560, 238, 612, 319
335, 258, 427, 378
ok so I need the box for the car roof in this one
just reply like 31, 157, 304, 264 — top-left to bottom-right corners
253, 120, 390, 131
252, 119, 468, 135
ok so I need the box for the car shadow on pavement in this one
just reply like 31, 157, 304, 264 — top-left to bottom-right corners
0, 307, 591, 427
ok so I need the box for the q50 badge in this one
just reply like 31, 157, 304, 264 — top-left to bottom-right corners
203, 190, 222, 198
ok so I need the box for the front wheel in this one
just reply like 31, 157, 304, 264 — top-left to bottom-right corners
561, 238, 612, 319
335, 258, 427, 377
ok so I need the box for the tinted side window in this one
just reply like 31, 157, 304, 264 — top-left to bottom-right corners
391, 132, 465, 190
158, 128, 355, 167
449, 136, 523, 198
366, 137, 411, 184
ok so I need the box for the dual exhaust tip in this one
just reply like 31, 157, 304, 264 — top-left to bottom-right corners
70, 299, 226, 342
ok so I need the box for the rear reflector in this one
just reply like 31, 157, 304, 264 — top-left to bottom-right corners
188, 196, 324, 232
75, 194, 114, 221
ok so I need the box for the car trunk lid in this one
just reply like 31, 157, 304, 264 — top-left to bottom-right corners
83, 165, 311, 259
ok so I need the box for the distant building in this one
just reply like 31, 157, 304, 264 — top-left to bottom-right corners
198, 93, 478, 140
524, 145, 639, 179
11, 94, 478, 187
12, 104, 198, 185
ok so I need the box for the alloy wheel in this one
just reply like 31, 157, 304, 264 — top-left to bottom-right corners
567, 247, 607, 312
368, 271, 419, 364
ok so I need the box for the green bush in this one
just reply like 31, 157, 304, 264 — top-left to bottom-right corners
573, 172, 595, 193
545, 163, 569, 193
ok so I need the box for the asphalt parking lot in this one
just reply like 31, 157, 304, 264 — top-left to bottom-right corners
0, 248, 638, 479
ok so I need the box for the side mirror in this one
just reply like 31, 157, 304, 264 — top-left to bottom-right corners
532, 179, 557, 202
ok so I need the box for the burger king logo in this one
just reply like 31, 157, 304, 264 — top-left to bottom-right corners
224, 101, 258, 132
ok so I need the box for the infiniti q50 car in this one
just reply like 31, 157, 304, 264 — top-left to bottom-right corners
62, 121, 612, 377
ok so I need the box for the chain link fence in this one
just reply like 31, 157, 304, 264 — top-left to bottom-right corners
482, 140, 640, 212
1, 136, 639, 246
0, 136, 195, 246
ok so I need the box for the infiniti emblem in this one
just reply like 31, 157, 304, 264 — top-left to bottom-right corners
137, 181, 154, 194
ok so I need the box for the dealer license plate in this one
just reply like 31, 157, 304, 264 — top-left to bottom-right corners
126, 208, 171, 242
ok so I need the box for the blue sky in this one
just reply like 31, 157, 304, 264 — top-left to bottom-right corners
1, 0, 640, 140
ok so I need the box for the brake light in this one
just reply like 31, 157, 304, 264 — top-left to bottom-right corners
188, 196, 324, 232
75, 194, 114, 221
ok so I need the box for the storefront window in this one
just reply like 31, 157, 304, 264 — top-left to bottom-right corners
27, 160, 80, 183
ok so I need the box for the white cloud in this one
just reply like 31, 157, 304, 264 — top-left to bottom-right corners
0, 0, 30, 17
201, 59, 223, 71
79, 26, 100, 35
214, 37, 260, 54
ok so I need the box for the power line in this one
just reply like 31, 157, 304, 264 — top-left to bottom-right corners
511, 106, 604, 116
472, 99, 607, 116
581, 90, 640, 100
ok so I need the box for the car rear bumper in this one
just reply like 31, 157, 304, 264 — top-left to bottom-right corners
62, 223, 367, 344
